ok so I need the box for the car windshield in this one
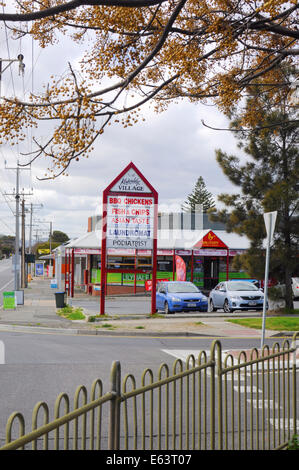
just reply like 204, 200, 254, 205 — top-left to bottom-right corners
227, 281, 259, 291
167, 282, 199, 293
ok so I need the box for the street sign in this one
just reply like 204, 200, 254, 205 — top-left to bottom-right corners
261, 210, 277, 347
3, 292, 16, 310
263, 211, 277, 243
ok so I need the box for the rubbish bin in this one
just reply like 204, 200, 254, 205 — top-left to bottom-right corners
55, 292, 66, 308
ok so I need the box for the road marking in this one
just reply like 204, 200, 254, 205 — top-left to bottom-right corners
0, 341, 5, 364
162, 349, 298, 433
161, 350, 207, 363
0, 278, 14, 293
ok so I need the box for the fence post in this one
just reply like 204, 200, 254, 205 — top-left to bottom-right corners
292, 333, 298, 437
108, 361, 121, 450
210, 340, 222, 450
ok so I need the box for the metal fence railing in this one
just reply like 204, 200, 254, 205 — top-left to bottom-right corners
1, 334, 298, 450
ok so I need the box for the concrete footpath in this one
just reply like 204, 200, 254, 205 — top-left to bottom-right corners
0, 277, 295, 339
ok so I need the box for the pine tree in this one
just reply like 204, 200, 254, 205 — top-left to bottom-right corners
182, 177, 216, 213
210, 80, 298, 309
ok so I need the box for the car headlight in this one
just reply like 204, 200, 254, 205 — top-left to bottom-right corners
230, 296, 240, 301
201, 296, 208, 301
171, 296, 181, 302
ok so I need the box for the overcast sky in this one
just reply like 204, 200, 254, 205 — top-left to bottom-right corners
0, 20, 244, 243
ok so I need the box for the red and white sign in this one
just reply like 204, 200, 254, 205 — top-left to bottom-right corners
107, 195, 154, 249
74, 248, 101, 255
101, 162, 158, 315
193, 230, 228, 249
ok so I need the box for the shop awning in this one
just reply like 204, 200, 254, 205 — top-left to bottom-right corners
61, 229, 250, 253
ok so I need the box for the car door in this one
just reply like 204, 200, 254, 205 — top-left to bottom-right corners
215, 282, 226, 307
156, 283, 166, 309
212, 283, 222, 307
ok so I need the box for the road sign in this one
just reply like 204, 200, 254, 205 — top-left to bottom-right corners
263, 211, 277, 243
261, 211, 277, 347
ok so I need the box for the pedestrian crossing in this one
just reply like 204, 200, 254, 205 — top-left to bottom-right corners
162, 349, 299, 431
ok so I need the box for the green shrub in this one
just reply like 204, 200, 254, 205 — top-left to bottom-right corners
268, 286, 285, 301
287, 435, 299, 450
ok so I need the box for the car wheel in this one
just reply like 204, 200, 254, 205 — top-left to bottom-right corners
223, 299, 233, 313
209, 299, 217, 312
164, 301, 174, 314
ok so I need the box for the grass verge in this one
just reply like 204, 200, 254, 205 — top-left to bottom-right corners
227, 317, 299, 331
57, 305, 85, 321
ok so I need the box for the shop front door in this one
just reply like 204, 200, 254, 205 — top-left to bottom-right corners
203, 258, 219, 290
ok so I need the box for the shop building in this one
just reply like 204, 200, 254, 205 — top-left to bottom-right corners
61, 212, 251, 296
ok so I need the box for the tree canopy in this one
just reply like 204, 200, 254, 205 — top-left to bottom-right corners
0, 1, 298, 178
51, 230, 70, 243
209, 82, 298, 308
182, 176, 215, 212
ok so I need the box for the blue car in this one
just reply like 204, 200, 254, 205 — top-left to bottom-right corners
156, 281, 208, 314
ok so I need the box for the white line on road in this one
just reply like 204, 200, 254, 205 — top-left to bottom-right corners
0, 278, 14, 293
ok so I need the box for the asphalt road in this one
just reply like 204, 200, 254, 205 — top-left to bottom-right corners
0, 331, 294, 447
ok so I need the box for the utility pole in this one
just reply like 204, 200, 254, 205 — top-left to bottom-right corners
0, 54, 26, 294
4, 161, 32, 292
36, 220, 53, 277
0, 55, 25, 96
21, 199, 26, 288
29, 203, 43, 253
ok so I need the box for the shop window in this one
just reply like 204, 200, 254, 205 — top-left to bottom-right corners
107, 256, 135, 270
157, 256, 173, 273
136, 257, 152, 271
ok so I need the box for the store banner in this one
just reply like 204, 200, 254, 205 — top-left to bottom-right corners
175, 255, 186, 281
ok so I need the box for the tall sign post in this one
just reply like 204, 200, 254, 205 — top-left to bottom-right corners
101, 162, 158, 315
261, 211, 277, 347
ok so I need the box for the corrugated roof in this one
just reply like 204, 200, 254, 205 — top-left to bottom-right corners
65, 229, 250, 250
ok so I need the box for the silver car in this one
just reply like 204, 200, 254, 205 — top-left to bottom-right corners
209, 281, 265, 313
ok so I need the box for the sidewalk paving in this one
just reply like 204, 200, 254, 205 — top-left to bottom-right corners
0, 276, 296, 339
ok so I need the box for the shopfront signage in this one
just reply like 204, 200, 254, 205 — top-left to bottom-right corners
101, 162, 158, 315
193, 249, 228, 256
35, 262, 44, 276
110, 167, 152, 193
194, 230, 228, 249
74, 248, 101, 255
3, 291, 16, 310
106, 195, 154, 249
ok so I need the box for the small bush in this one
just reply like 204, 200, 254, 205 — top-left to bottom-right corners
57, 306, 85, 320
287, 435, 299, 450
268, 286, 285, 301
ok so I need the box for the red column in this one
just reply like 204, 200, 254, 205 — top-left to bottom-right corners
226, 250, 229, 281
100, 194, 107, 315
151, 196, 158, 315
64, 250, 68, 293
191, 250, 194, 282
134, 250, 137, 294
71, 248, 74, 297
173, 251, 175, 280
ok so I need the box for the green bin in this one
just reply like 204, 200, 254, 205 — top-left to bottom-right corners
55, 292, 66, 308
